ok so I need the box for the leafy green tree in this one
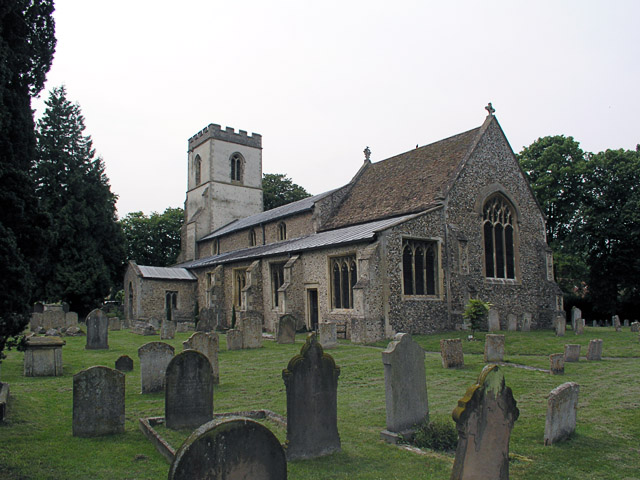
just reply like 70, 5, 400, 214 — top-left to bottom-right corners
120, 207, 184, 266
0, 0, 56, 362
262, 173, 311, 211
34, 86, 125, 316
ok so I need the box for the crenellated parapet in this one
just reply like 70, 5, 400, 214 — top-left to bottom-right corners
188, 123, 262, 150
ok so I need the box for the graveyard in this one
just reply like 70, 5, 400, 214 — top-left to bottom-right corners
0, 326, 639, 479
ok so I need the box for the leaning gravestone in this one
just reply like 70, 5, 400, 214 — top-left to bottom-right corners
161, 319, 176, 340
549, 353, 565, 375
612, 315, 621, 332
115, 355, 134, 372
521, 312, 531, 332
507, 314, 517, 332
319, 323, 338, 349
277, 315, 296, 344
168, 418, 287, 480
544, 382, 580, 445
484, 334, 505, 362
380, 333, 428, 443
183, 332, 219, 384
555, 315, 566, 337
564, 344, 581, 362
138, 342, 175, 393
440, 338, 464, 368
282, 333, 340, 460
451, 365, 519, 480
487, 309, 500, 331
586, 339, 603, 361
85, 309, 109, 350
226, 329, 243, 350
165, 350, 214, 430
571, 306, 582, 331
73, 366, 125, 437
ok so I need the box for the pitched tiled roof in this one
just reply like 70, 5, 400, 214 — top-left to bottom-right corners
321, 125, 483, 230
137, 266, 197, 281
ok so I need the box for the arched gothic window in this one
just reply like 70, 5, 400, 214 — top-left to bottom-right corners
277, 222, 287, 241
249, 228, 257, 246
230, 152, 244, 182
402, 239, 438, 296
483, 194, 517, 279
330, 255, 357, 309
194, 154, 202, 185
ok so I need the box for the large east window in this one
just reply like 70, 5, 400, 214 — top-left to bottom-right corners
330, 255, 357, 309
402, 239, 438, 296
483, 194, 517, 279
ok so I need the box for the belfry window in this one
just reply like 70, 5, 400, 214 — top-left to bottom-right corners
330, 255, 357, 309
230, 152, 244, 182
483, 194, 517, 279
194, 154, 202, 185
402, 239, 438, 296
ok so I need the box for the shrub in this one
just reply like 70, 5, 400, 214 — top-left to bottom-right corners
463, 298, 491, 334
412, 418, 458, 452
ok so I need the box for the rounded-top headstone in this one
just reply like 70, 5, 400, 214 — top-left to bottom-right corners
115, 355, 134, 372
85, 308, 109, 350
169, 417, 287, 480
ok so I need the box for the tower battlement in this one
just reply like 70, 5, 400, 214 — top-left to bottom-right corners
188, 123, 262, 151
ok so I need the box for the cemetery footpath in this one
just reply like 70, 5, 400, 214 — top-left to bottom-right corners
0, 326, 638, 479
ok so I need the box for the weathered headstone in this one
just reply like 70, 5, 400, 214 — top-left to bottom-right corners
592, 320, 597, 328
440, 338, 464, 368
168, 418, 287, 480
555, 315, 566, 337
451, 365, 519, 480
115, 355, 134, 372
138, 342, 175, 393
623, 319, 629, 327
64, 311, 78, 329
183, 332, 219, 384
586, 339, 603, 361
507, 314, 517, 332
0, 382, 8, 422
612, 315, 621, 332
564, 344, 580, 362
161, 319, 176, 340
318, 322, 338, 349
549, 353, 565, 375
176, 321, 194, 333
521, 312, 531, 332
226, 329, 243, 350
544, 382, 580, 446
72, 366, 125, 437
570, 306, 582, 331
85, 309, 109, 350
380, 333, 428, 443
484, 334, 505, 363
282, 333, 340, 460
574, 318, 584, 335
196, 307, 215, 332
277, 315, 296, 344
631, 321, 640, 333
240, 313, 262, 349
149, 317, 161, 330
23, 336, 65, 377
165, 350, 214, 430
487, 309, 500, 331
108, 317, 121, 331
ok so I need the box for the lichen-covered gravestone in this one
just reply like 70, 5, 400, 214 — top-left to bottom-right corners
165, 350, 214, 430
507, 314, 517, 332
484, 334, 505, 362
555, 315, 566, 337
183, 332, 219, 384
521, 312, 531, 332
451, 365, 519, 480
240, 312, 263, 349
138, 342, 175, 393
73, 366, 125, 437
85, 309, 109, 350
380, 333, 428, 443
115, 355, 134, 372
226, 329, 243, 350
586, 339, 603, 361
564, 344, 580, 362
277, 315, 296, 344
487, 309, 500, 331
108, 317, 121, 331
282, 333, 340, 460
318, 322, 337, 349
168, 418, 287, 480
631, 321, 640, 333
161, 319, 176, 340
440, 338, 464, 368
544, 382, 580, 445
549, 353, 565, 375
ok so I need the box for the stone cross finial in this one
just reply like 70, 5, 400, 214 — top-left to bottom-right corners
364, 146, 371, 161
485, 102, 495, 116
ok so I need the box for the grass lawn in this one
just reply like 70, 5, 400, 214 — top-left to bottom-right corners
0, 327, 638, 479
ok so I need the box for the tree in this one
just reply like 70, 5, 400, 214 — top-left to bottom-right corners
262, 173, 311, 211
120, 207, 184, 267
0, 0, 56, 362
34, 86, 125, 316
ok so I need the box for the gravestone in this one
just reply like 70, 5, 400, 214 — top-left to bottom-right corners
165, 350, 214, 430
484, 334, 505, 362
586, 339, 603, 361
197, 307, 215, 332
108, 317, 121, 331
85, 309, 109, 350
612, 315, 621, 332
544, 382, 580, 445
149, 317, 161, 330
521, 312, 531, 332
318, 323, 338, 349
138, 342, 175, 393
161, 319, 176, 340
23, 336, 65, 377
440, 338, 464, 368
0, 382, 8, 423
380, 333, 428, 443
240, 313, 262, 349
115, 355, 134, 372
183, 332, 219, 384
631, 321, 640, 333
277, 315, 296, 344
168, 418, 287, 480
549, 353, 565, 375
487, 309, 500, 331
282, 333, 341, 460
623, 319, 629, 327
72, 366, 125, 437
451, 365, 519, 480
592, 320, 597, 328
226, 329, 243, 350
176, 321, 194, 333
64, 311, 78, 329
574, 318, 584, 335
555, 315, 566, 337
571, 306, 582, 331
564, 344, 581, 362
33, 301, 45, 313
507, 314, 517, 332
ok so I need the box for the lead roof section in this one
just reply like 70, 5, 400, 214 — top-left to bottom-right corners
137, 266, 197, 281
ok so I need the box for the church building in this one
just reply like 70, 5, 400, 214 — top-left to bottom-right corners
124, 106, 562, 342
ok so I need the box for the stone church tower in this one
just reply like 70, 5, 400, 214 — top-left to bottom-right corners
178, 124, 263, 262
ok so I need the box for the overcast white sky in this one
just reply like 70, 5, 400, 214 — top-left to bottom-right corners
33, 0, 640, 218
